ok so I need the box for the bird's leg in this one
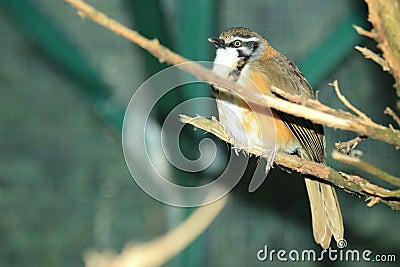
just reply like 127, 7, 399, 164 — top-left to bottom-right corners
247, 147, 276, 192
262, 147, 276, 173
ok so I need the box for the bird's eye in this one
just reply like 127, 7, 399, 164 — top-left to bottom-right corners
233, 40, 242, 47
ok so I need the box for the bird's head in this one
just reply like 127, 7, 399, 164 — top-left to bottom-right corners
208, 27, 266, 74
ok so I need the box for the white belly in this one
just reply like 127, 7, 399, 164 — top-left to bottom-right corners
215, 97, 277, 151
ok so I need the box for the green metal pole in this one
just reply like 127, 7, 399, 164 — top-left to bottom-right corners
176, 1, 217, 267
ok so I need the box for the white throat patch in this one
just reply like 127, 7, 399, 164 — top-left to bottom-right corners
212, 47, 239, 78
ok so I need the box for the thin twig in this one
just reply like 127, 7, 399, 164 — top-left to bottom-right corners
365, 196, 381, 207
355, 46, 390, 71
335, 135, 367, 155
329, 80, 373, 123
64, 0, 400, 147
332, 150, 400, 188
384, 107, 400, 127
353, 24, 376, 39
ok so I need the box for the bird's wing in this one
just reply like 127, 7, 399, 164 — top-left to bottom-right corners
261, 54, 343, 248
260, 54, 325, 162
274, 111, 325, 162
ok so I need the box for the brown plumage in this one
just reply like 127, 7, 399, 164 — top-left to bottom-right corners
209, 27, 344, 248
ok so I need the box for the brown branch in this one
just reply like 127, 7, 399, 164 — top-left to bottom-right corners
64, 0, 400, 147
64, 0, 191, 66
180, 115, 400, 208
364, 0, 400, 97
335, 135, 368, 154
384, 107, 400, 127
330, 80, 373, 123
353, 24, 377, 39
332, 150, 400, 187
84, 189, 228, 267
354, 46, 390, 72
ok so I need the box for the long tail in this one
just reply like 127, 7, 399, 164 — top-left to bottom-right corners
304, 178, 344, 249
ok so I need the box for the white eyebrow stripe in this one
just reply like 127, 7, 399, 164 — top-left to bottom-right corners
228, 36, 260, 42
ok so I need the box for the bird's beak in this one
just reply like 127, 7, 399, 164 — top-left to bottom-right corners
208, 37, 225, 48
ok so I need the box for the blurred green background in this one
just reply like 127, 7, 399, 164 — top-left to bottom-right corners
0, 0, 399, 266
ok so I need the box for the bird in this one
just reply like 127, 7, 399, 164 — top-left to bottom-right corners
208, 27, 343, 249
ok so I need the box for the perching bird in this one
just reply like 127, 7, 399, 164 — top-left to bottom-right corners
209, 27, 343, 249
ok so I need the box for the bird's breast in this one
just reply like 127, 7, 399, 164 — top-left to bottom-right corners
213, 65, 299, 153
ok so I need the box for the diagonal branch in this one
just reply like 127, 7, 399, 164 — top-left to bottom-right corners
330, 80, 373, 123
335, 135, 367, 155
84, 188, 228, 267
353, 24, 377, 39
384, 107, 400, 127
64, 0, 400, 147
332, 151, 400, 187
354, 46, 390, 72
180, 115, 400, 209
